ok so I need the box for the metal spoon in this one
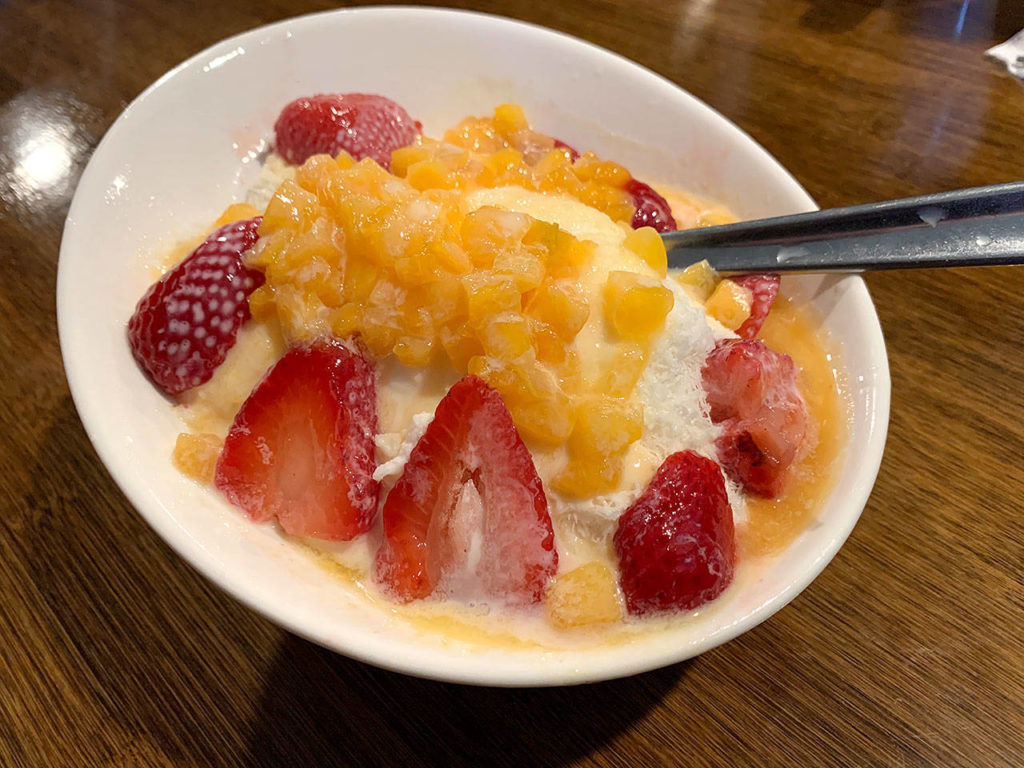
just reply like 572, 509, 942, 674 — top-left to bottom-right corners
661, 181, 1024, 272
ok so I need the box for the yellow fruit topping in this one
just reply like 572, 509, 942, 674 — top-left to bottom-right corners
674, 259, 719, 302
214, 202, 261, 229
545, 562, 623, 629
251, 153, 606, 447
250, 104, 675, 474
172, 432, 223, 484
696, 208, 734, 227
426, 105, 638, 224
622, 226, 668, 277
604, 271, 674, 342
705, 279, 753, 331
553, 395, 644, 497
595, 343, 648, 398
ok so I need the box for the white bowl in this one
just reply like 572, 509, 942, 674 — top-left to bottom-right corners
58, 7, 889, 686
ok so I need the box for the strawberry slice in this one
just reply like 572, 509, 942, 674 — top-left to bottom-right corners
625, 177, 677, 233
127, 217, 263, 396
701, 338, 809, 497
373, 376, 557, 604
731, 273, 781, 339
614, 450, 736, 615
273, 93, 422, 169
214, 340, 379, 541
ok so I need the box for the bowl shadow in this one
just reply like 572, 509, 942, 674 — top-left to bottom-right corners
241, 636, 684, 768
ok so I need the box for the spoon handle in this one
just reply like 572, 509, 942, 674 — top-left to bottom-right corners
662, 181, 1024, 272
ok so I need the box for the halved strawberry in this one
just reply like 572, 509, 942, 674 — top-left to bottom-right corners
373, 376, 557, 604
731, 273, 781, 339
127, 217, 263, 396
273, 93, 422, 169
701, 338, 809, 497
214, 340, 378, 540
625, 177, 677, 233
613, 450, 736, 615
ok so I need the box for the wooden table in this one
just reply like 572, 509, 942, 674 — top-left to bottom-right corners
2, 1, 1022, 765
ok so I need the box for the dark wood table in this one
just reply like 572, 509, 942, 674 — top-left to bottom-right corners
2, 1, 1022, 765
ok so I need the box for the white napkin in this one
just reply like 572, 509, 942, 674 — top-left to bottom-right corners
987, 29, 1024, 80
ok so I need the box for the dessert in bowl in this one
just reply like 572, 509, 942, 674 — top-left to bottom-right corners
57, 7, 889, 685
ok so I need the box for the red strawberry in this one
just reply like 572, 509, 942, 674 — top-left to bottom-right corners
613, 451, 736, 615
701, 338, 809, 497
273, 93, 422, 169
625, 177, 677, 233
731, 273, 781, 339
214, 340, 378, 541
127, 217, 263, 396
374, 376, 557, 604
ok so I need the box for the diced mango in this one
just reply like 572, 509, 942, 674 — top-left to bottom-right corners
546, 562, 623, 629
213, 202, 261, 229
492, 103, 529, 134
623, 226, 668, 277
675, 259, 719, 302
172, 432, 223, 484
252, 105, 670, 454
481, 313, 534, 360
524, 280, 589, 339
570, 396, 644, 457
553, 396, 644, 496
705, 279, 753, 331
596, 343, 648, 397
393, 335, 436, 366
604, 271, 674, 341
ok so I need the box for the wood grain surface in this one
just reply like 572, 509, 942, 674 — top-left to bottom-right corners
2, 1, 1022, 766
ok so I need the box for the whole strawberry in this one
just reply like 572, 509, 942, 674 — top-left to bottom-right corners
273, 93, 422, 169
127, 217, 263, 396
613, 451, 736, 615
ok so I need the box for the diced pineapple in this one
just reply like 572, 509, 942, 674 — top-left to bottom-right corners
546, 562, 623, 629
